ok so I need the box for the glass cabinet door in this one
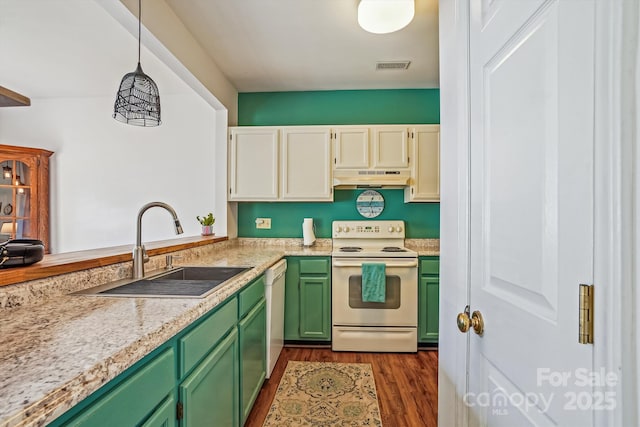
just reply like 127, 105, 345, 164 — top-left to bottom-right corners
0, 158, 36, 242
0, 145, 53, 252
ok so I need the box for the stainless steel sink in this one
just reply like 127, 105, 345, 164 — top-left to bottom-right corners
72, 266, 252, 298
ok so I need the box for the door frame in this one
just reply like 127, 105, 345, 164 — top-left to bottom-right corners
438, 0, 638, 425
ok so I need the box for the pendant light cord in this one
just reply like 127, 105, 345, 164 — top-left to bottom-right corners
137, 0, 141, 64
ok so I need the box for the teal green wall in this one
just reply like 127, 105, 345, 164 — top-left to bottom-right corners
238, 189, 439, 238
236, 89, 440, 239
238, 89, 439, 126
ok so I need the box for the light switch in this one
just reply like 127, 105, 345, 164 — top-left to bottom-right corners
255, 218, 271, 229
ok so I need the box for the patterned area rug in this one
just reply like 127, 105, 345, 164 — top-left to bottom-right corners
263, 361, 383, 426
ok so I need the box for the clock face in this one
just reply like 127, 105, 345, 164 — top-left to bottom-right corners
356, 190, 384, 218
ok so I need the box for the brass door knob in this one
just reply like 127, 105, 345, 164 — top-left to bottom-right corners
457, 306, 484, 335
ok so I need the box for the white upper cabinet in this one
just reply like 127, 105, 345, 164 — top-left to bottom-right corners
405, 125, 440, 202
333, 126, 410, 170
228, 126, 333, 201
371, 126, 410, 168
333, 127, 369, 169
228, 124, 439, 202
281, 128, 332, 201
228, 128, 279, 201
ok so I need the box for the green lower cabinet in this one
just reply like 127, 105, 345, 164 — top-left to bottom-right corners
239, 299, 267, 425
141, 395, 177, 427
63, 347, 176, 427
284, 256, 331, 341
418, 257, 440, 344
180, 328, 240, 427
50, 276, 268, 427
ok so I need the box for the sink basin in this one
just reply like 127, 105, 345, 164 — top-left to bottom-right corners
72, 266, 252, 298
155, 266, 250, 281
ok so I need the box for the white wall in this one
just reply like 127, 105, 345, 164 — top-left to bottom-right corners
0, 92, 218, 254
0, 0, 227, 253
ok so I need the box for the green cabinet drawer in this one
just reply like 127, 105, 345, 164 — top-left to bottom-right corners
179, 298, 238, 377
420, 258, 439, 275
67, 348, 175, 427
299, 258, 329, 274
239, 275, 265, 318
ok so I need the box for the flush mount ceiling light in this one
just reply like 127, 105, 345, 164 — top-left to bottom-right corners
358, 0, 415, 34
113, 0, 161, 127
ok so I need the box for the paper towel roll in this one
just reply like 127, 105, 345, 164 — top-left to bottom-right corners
302, 218, 316, 246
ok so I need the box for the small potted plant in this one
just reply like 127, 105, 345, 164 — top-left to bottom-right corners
197, 213, 215, 236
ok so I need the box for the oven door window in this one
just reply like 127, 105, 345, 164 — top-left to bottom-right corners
348, 275, 401, 309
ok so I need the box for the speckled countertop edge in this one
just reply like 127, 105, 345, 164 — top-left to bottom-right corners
0, 237, 436, 427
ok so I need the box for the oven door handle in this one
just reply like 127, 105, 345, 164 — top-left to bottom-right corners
332, 260, 419, 268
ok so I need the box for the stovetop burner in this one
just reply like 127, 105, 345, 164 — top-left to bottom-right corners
381, 246, 408, 252
339, 246, 363, 252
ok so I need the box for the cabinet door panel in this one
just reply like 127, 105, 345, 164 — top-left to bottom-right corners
281, 128, 332, 200
418, 276, 439, 343
229, 128, 279, 200
140, 395, 176, 427
180, 329, 239, 427
372, 126, 409, 168
239, 299, 267, 424
334, 127, 369, 169
408, 126, 440, 201
299, 276, 331, 339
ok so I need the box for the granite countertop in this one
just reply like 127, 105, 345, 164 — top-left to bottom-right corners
0, 237, 436, 427
0, 240, 332, 427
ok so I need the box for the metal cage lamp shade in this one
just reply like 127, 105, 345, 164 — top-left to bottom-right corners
113, 0, 161, 127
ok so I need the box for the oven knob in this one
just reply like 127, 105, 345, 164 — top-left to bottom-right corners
336, 226, 343, 233
397, 225, 403, 232
343, 226, 350, 232
388, 226, 395, 233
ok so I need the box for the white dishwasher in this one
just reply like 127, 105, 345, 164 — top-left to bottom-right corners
264, 259, 287, 378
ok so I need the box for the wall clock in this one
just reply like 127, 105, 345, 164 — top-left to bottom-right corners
356, 190, 384, 218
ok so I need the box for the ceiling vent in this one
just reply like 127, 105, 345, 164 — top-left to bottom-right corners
375, 61, 411, 71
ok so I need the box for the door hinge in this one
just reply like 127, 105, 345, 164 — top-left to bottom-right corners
578, 284, 594, 344
176, 402, 184, 420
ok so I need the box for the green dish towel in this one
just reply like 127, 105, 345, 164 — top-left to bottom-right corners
361, 263, 386, 303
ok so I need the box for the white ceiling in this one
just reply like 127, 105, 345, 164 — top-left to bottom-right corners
164, 0, 440, 92
0, 0, 192, 99
0, 0, 439, 101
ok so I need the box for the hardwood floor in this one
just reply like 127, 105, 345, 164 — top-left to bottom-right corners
245, 347, 438, 427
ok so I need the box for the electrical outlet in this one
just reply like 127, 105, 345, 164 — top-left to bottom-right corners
255, 218, 271, 229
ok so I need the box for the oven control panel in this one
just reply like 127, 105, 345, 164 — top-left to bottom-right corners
332, 220, 405, 239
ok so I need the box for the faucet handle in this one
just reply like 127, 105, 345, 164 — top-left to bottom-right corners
142, 246, 149, 264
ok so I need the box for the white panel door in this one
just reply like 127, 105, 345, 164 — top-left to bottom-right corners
468, 0, 595, 426
371, 126, 409, 168
228, 128, 279, 201
281, 127, 332, 201
333, 127, 369, 169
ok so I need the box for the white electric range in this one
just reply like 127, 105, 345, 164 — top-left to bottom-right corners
331, 220, 418, 352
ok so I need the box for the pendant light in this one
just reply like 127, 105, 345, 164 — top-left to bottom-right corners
358, 0, 415, 34
113, 0, 161, 126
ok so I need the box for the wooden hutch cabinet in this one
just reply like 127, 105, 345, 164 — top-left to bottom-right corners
0, 144, 53, 252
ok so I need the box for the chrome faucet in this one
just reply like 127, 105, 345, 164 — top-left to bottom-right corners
133, 202, 184, 279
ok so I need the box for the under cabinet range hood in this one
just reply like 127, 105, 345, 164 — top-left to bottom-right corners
0, 86, 30, 107
333, 169, 411, 188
